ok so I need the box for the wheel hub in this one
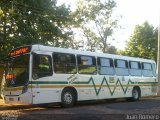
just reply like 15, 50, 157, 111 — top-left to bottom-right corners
63, 92, 72, 104
133, 89, 138, 99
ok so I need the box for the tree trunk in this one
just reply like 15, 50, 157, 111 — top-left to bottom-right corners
102, 38, 107, 53
0, 66, 4, 99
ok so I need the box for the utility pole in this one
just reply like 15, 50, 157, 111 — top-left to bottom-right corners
157, 16, 160, 95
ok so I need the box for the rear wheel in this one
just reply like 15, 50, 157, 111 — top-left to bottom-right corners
127, 87, 141, 102
61, 88, 76, 108
132, 88, 140, 101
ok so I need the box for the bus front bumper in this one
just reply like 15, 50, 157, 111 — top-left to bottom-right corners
3, 92, 32, 105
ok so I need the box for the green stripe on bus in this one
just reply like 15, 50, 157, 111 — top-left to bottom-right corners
29, 77, 158, 96
73, 77, 134, 96
29, 81, 68, 84
138, 82, 158, 84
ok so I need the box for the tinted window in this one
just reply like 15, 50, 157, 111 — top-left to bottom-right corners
143, 63, 152, 70
53, 53, 76, 74
115, 59, 129, 76
100, 58, 110, 66
130, 61, 139, 69
116, 60, 127, 68
77, 55, 97, 74
129, 61, 142, 76
97, 57, 115, 75
142, 62, 153, 77
152, 63, 156, 76
98, 58, 113, 67
32, 54, 52, 79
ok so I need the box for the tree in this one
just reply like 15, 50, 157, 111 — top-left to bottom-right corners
0, 0, 73, 61
73, 0, 118, 53
123, 22, 158, 61
107, 45, 117, 54
0, 0, 75, 94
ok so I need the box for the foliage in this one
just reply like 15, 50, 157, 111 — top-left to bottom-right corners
0, 0, 73, 61
107, 45, 117, 54
122, 22, 158, 61
73, 0, 118, 53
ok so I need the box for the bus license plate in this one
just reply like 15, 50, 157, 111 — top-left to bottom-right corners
9, 98, 14, 101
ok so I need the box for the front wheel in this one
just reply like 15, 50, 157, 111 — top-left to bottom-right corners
61, 89, 76, 108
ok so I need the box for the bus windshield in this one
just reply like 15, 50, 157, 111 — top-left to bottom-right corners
5, 54, 30, 87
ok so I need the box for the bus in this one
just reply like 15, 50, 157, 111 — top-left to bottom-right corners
2, 44, 158, 107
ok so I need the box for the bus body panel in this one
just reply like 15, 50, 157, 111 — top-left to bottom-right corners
2, 44, 158, 105
31, 76, 63, 104
4, 92, 32, 105
3, 87, 33, 105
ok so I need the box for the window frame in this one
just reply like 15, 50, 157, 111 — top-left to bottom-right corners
52, 52, 77, 74
152, 63, 156, 77
77, 55, 97, 75
141, 62, 153, 77
32, 54, 53, 80
114, 59, 128, 69
142, 62, 152, 70
129, 61, 141, 70
97, 57, 115, 75
97, 57, 114, 67
114, 59, 129, 76
128, 61, 142, 76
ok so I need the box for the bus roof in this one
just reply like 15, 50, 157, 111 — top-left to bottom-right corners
15, 44, 156, 63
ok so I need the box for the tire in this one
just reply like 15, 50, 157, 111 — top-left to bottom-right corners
132, 88, 140, 101
61, 88, 77, 108
126, 87, 141, 102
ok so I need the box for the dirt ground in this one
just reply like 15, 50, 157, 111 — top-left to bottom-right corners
0, 98, 6, 107
0, 97, 160, 120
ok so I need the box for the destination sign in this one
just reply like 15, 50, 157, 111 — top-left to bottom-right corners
8, 46, 31, 57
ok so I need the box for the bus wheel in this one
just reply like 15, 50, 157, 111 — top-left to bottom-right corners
127, 87, 141, 102
61, 88, 76, 108
131, 87, 141, 101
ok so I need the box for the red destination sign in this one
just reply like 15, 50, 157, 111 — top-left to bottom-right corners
8, 46, 31, 57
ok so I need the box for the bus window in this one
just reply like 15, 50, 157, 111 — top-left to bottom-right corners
152, 63, 156, 76
77, 55, 97, 75
53, 53, 76, 74
32, 54, 52, 79
129, 61, 141, 76
97, 57, 115, 75
5, 55, 30, 87
142, 62, 153, 77
115, 59, 129, 76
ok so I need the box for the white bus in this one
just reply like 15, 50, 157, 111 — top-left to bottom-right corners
2, 44, 158, 107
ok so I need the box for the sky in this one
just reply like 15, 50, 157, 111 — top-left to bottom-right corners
58, 0, 160, 50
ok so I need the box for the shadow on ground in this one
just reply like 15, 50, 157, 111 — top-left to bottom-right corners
1, 98, 159, 111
